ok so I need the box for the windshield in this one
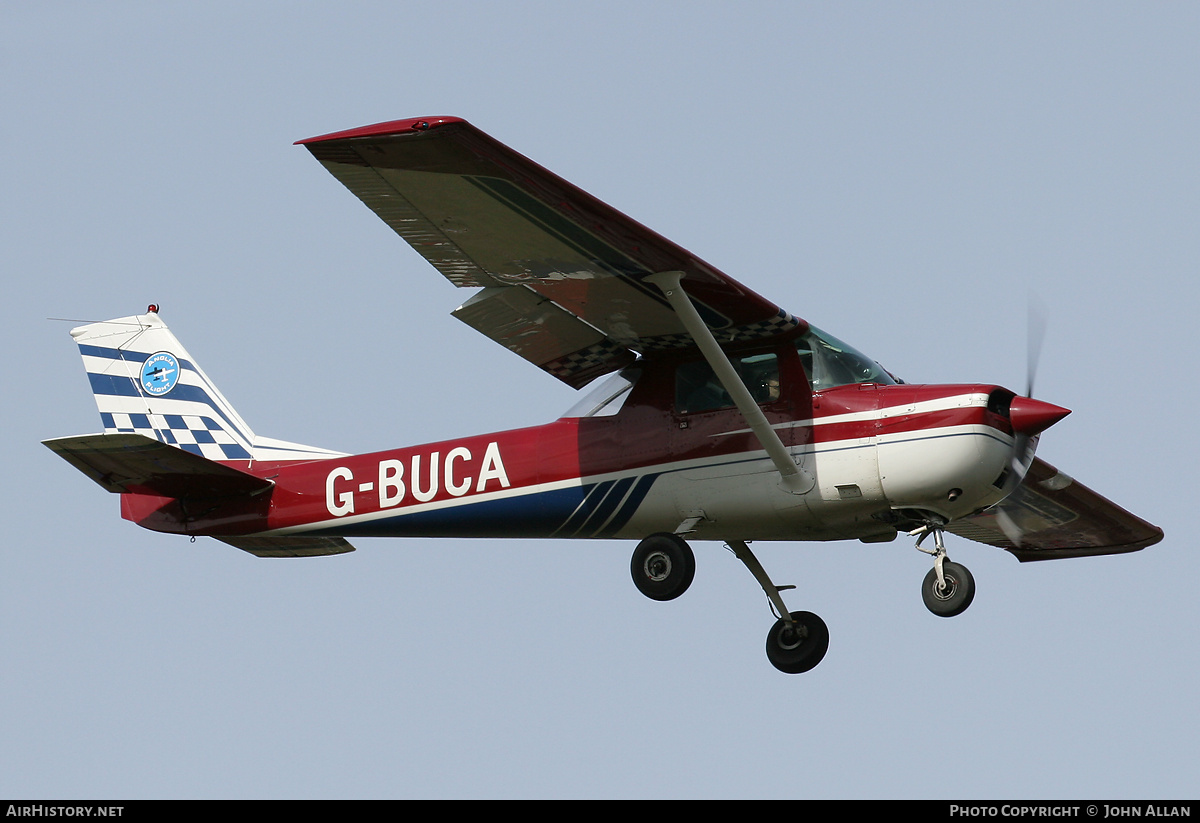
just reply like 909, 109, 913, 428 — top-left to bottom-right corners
797, 326, 896, 391
561, 367, 641, 418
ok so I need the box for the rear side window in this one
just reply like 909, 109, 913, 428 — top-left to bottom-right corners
675, 353, 779, 414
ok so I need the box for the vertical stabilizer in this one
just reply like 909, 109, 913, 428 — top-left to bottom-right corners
69, 307, 343, 463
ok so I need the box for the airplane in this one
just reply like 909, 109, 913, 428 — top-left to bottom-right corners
44, 116, 1163, 674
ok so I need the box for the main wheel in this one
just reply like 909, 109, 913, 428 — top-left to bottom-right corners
765, 610, 829, 674
630, 533, 695, 601
922, 560, 976, 617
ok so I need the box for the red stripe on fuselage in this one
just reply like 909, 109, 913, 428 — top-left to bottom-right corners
261, 421, 585, 531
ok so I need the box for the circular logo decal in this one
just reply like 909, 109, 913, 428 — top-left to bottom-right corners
140, 352, 180, 396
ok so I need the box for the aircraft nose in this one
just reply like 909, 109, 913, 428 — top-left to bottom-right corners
1008, 396, 1071, 436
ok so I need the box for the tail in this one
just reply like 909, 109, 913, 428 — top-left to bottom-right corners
45, 306, 354, 557
66, 306, 343, 463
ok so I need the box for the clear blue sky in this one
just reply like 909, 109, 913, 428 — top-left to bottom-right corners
3, 2, 1196, 798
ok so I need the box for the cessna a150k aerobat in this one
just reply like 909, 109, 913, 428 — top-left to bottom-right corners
46, 116, 1162, 673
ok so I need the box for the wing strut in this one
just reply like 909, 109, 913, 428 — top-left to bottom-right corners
646, 271, 812, 494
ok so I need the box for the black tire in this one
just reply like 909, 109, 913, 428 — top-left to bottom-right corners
922, 561, 976, 617
630, 533, 695, 601
765, 611, 829, 674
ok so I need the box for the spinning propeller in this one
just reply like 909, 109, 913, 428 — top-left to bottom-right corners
993, 304, 1071, 546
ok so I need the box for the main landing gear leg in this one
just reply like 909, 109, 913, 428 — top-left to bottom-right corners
727, 540, 829, 674
911, 525, 976, 617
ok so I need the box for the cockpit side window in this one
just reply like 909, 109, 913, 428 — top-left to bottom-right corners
675, 352, 780, 414
797, 326, 896, 391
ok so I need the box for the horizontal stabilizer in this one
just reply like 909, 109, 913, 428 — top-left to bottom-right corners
215, 535, 356, 558
43, 433, 273, 499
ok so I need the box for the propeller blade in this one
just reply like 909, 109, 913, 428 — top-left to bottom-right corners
1026, 299, 1046, 399
995, 505, 1025, 547
993, 297, 1054, 548
994, 436, 1038, 548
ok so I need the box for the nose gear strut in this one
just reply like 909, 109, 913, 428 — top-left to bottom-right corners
911, 524, 976, 617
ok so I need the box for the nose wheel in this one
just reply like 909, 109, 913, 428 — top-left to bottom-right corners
912, 525, 976, 617
921, 561, 975, 617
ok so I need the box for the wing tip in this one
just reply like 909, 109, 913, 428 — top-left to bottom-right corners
295, 116, 466, 146
1006, 523, 1164, 562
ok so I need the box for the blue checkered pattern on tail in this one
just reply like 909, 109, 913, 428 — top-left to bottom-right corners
99, 411, 252, 460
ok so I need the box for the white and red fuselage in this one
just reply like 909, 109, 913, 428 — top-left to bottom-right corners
120, 340, 1050, 548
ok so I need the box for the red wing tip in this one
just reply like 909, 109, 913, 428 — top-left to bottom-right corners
295, 116, 465, 145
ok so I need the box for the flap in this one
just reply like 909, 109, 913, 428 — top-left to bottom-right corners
451, 286, 636, 388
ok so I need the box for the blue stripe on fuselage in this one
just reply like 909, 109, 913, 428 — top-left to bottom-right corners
299, 472, 660, 540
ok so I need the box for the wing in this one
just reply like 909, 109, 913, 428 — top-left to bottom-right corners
946, 457, 1163, 561
298, 116, 800, 388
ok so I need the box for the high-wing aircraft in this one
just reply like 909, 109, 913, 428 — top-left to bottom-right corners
45, 116, 1162, 673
